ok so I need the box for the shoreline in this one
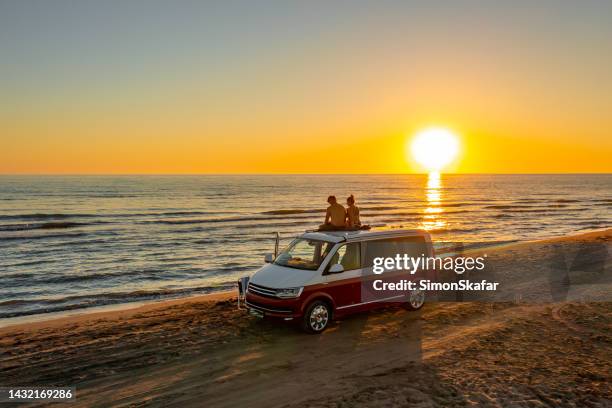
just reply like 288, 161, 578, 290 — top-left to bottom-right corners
0, 290, 235, 333
1, 227, 609, 334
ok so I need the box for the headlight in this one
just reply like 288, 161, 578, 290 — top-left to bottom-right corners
276, 287, 304, 299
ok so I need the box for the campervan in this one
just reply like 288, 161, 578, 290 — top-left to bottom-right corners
241, 229, 435, 333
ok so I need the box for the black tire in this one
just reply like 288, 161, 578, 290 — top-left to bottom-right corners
404, 289, 425, 311
301, 300, 331, 334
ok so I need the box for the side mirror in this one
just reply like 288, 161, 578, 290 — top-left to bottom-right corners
328, 263, 344, 274
264, 253, 274, 263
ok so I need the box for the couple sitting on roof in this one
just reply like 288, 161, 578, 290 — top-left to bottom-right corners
319, 195, 365, 231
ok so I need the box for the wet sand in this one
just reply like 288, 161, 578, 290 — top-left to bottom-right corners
1, 230, 610, 407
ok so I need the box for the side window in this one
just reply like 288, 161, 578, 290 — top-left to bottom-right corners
395, 236, 428, 258
362, 236, 428, 267
329, 243, 361, 271
362, 239, 393, 267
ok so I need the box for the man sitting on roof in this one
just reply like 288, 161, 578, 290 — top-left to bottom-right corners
319, 195, 346, 231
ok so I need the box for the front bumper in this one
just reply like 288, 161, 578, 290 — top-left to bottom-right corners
245, 291, 303, 319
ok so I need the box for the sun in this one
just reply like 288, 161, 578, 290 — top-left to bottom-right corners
408, 127, 460, 172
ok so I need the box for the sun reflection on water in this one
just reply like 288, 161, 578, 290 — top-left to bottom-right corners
420, 171, 446, 231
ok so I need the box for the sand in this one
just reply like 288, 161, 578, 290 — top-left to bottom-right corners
0, 229, 610, 407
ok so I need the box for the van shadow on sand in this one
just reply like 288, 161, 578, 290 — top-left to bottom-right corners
144, 305, 470, 408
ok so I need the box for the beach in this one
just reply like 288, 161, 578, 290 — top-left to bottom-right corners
1, 229, 610, 407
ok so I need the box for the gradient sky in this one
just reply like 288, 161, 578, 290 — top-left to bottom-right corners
1, 0, 611, 174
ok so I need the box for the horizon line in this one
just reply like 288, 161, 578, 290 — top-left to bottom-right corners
0, 172, 610, 176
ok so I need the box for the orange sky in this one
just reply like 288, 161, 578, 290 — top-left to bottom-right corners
1, 2, 611, 174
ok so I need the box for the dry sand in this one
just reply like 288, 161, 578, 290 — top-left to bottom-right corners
0, 230, 610, 407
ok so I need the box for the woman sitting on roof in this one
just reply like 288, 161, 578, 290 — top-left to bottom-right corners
345, 194, 361, 229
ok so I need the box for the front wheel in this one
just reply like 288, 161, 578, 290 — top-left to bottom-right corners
404, 289, 425, 311
301, 300, 331, 334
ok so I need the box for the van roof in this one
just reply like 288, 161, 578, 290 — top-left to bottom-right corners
300, 228, 430, 244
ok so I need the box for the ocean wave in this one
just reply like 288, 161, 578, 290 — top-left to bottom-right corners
379, 218, 418, 223
554, 199, 581, 203
34, 193, 141, 198
0, 285, 236, 319
0, 232, 89, 241
1, 272, 35, 279
0, 213, 98, 221
193, 236, 274, 245
14, 270, 162, 285
484, 204, 572, 210
53, 238, 110, 247
368, 209, 470, 218
6, 262, 257, 287
573, 220, 610, 226
494, 208, 572, 213
3, 259, 54, 268
361, 206, 403, 211
260, 209, 323, 215
145, 217, 254, 225
440, 203, 472, 207
155, 210, 226, 216
0, 222, 90, 232
513, 199, 543, 203
144, 214, 320, 226
40, 222, 87, 229
485, 205, 537, 209
425, 227, 480, 234
260, 206, 404, 215
367, 211, 420, 217
0, 210, 234, 222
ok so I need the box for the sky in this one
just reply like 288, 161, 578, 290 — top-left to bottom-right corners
1, 0, 611, 174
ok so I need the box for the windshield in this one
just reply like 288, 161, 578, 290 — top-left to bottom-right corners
274, 239, 335, 271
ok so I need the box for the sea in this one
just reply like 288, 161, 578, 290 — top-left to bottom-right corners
0, 174, 610, 318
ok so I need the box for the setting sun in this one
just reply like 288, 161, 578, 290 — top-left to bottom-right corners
409, 128, 460, 172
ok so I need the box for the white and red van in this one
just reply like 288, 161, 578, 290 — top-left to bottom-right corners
243, 229, 434, 333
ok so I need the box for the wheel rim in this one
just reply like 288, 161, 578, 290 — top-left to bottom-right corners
309, 305, 329, 331
410, 290, 425, 309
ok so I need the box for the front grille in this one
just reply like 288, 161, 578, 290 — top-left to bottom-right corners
246, 300, 293, 314
248, 282, 277, 298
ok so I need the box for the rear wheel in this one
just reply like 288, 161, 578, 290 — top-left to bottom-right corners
404, 289, 425, 311
301, 300, 331, 334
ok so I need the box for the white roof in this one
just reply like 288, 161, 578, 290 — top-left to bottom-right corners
300, 228, 429, 243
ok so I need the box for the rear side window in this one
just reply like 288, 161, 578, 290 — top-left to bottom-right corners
328, 243, 361, 271
362, 236, 428, 267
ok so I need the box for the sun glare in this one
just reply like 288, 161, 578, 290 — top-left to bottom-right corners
409, 127, 460, 172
